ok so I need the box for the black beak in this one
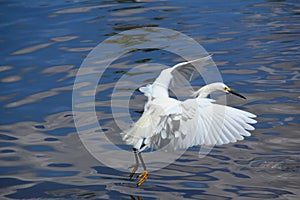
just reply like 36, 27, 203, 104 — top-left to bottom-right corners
229, 90, 246, 99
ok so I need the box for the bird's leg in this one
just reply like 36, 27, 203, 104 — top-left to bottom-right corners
136, 152, 148, 187
129, 148, 139, 180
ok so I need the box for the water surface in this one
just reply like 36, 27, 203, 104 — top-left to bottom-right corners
1, 0, 300, 199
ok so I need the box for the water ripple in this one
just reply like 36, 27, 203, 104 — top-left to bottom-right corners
1, 0, 300, 199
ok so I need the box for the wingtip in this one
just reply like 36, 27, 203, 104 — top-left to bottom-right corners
249, 114, 257, 119
188, 54, 212, 64
172, 54, 213, 69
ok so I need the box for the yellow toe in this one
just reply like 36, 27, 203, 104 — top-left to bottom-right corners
137, 170, 148, 187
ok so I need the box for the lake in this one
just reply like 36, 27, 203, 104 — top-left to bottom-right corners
1, 0, 300, 199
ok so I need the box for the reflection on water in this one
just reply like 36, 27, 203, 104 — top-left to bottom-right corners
1, 0, 300, 199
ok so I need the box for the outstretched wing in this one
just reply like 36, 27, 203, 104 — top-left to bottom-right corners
139, 55, 213, 100
170, 55, 212, 82
170, 98, 257, 149
169, 55, 214, 100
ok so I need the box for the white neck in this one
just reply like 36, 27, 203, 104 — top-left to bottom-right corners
196, 86, 211, 98
194, 82, 224, 98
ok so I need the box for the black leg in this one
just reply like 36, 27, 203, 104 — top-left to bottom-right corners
138, 152, 147, 171
129, 148, 139, 179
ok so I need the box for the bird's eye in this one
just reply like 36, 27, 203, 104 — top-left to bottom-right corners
224, 87, 230, 91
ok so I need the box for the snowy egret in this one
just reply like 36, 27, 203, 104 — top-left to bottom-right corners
121, 56, 256, 186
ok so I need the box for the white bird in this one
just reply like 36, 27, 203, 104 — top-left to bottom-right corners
163, 83, 256, 149
121, 56, 256, 186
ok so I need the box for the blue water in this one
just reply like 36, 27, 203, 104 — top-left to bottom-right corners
1, 0, 300, 199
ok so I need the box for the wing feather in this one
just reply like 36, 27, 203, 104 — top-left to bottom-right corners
168, 98, 256, 149
169, 55, 213, 99
121, 97, 181, 150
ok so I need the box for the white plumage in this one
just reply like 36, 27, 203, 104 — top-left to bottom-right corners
174, 97, 256, 148
122, 57, 256, 151
121, 56, 257, 186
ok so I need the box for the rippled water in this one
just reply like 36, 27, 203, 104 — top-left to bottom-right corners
1, 0, 300, 199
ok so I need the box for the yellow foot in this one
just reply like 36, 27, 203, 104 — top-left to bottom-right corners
137, 170, 148, 187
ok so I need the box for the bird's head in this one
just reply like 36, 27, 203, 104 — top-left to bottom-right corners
194, 82, 246, 99
222, 83, 246, 99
